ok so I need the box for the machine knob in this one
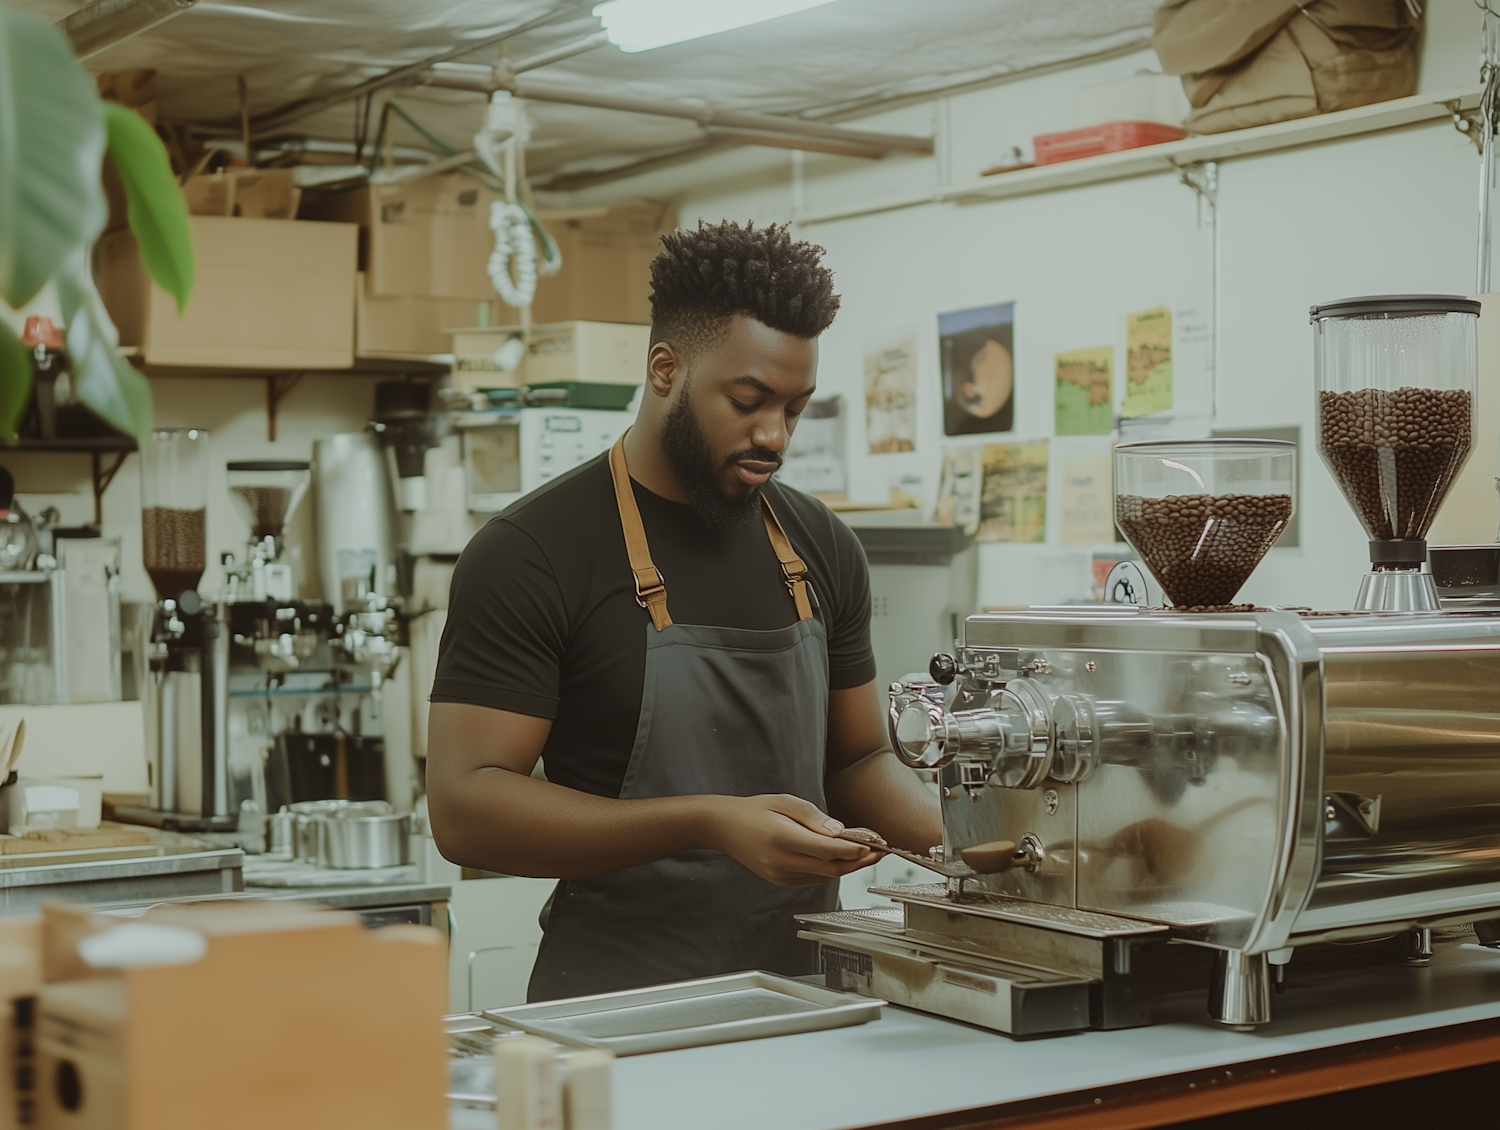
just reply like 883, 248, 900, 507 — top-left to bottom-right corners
929, 652, 958, 686
176, 589, 203, 616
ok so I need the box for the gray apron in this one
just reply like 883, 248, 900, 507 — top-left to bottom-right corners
526, 436, 837, 1001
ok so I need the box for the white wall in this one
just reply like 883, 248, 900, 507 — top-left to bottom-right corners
544, 0, 1487, 612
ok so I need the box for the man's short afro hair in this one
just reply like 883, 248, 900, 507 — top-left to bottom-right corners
648, 219, 840, 357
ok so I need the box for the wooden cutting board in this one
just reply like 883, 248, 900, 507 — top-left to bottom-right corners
0, 821, 156, 855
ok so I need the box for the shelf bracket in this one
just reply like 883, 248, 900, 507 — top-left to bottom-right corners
1448, 98, 1487, 156
90, 449, 129, 528
265, 373, 306, 442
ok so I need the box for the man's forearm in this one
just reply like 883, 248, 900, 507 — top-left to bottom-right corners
429, 769, 719, 878
825, 750, 942, 853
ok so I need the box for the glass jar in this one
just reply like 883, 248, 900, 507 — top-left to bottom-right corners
1114, 439, 1296, 609
140, 428, 209, 600
1311, 294, 1478, 567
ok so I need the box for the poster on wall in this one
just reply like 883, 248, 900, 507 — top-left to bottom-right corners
934, 447, 981, 535
863, 332, 918, 454
939, 303, 1015, 436
1122, 306, 1173, 419
978, 440, 1048, 543
1058, 457, 1114, 545
1054, 346, 1114, 436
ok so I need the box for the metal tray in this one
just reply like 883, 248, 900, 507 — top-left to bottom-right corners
482, 970, 882, 1055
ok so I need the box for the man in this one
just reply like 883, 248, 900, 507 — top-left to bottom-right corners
427, 220, 940, 1002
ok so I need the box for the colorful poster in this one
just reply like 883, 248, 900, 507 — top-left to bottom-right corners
1054, 346, 1114, 436
939, 303, 1015, 436
1058, 457, 1114, 545
863, 332, 917, 454
1122, 306, 1172, 419
978, 440, 1049, 543
934, 447, 982, 535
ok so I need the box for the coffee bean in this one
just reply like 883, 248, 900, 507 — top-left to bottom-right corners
1116, 493, 1292, 608
231, 485, 294, 541
1318, 387, 1471, 539
142, 506, 206, 600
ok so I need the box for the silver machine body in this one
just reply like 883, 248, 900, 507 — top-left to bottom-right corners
800, 605, 1500, 1035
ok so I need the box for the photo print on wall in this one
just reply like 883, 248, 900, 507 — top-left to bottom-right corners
939, 302, 1015, 436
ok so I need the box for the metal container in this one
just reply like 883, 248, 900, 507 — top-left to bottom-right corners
821, 606, 1500, 1034
268, 809, 294, 856
318, 811, 410, 869
287, 799, 391, 861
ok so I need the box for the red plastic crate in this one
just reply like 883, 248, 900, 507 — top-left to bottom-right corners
1032, 120, 1188, 166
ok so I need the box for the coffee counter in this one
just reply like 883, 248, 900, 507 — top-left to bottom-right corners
447, 941, 1500, 1130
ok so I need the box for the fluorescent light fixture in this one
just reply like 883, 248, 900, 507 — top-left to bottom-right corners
593, 0, 839, 53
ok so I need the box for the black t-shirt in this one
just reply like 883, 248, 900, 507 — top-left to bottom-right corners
431, 454, 876, 799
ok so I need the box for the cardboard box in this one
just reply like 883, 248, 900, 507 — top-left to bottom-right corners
522, 202, 676, 326
355, 273, 500, 358
33, 902, 448, 1130
451, 321, 649, 389
0, 703, 149, 794
182, 170, 300, 220
96, 70, 156, 125
96, 215, 357, 370
300, 174, 496, 300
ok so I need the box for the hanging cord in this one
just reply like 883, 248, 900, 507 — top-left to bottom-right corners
473, 91, 560, 310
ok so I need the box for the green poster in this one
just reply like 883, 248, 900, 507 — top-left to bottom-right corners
1054, 345, 1114, 435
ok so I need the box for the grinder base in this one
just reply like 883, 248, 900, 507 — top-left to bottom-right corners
1354, 570, 1440, 612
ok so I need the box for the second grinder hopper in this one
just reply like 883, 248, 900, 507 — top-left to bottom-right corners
1113, 439, 1296, 610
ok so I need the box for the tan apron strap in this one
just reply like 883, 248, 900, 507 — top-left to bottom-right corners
609, 435, 672, 630
761, 500, 815, 622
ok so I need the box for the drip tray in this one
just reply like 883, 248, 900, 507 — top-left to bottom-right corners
482, 971, 881, 1055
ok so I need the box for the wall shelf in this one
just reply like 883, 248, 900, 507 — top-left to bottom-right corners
8, 435, 138, 526
795, 84, 1485, 227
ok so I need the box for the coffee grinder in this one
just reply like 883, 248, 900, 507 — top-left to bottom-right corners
1311, 295, 1480, 610
117, 428, 236, 832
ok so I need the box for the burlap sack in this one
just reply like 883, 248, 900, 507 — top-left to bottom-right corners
1153, 0, 1422, 134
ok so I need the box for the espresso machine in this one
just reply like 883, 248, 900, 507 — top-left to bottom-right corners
800, 295, 1500, 1035
223, 448, 401, 818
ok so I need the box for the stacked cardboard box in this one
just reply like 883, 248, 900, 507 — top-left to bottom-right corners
301, 174, 505, 358
96, 216, 358, 370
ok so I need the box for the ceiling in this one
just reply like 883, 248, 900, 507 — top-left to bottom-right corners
23, 0, 1159, 187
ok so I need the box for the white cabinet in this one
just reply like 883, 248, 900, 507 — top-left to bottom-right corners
447, 876, 558, 1012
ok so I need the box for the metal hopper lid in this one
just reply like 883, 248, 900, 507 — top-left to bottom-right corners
1310, 294, 1482, 321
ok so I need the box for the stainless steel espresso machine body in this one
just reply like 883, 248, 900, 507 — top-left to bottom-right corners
802, 609, 1500, 1035
801, 295, 1500, 1036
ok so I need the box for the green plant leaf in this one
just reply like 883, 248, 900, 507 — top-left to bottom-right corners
0, 319, 30, 445
105, 103, 193, 313
0, 9, 107, 309
55, 256, 152, 447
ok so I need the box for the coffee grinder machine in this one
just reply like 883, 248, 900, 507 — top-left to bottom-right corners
117, 428, 236, 832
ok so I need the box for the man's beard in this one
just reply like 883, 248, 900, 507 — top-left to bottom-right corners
660, 386, 782, 532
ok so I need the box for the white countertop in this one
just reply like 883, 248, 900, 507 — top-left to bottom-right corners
513, 942, 1500, 1130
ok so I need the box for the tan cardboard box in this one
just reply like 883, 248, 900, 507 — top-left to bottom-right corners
301, 174, 496, 300
521, 202, 676, 326
355, 273, 499, 358
96, 216, 357, 370
183, 170, 301, 220
451, 321, 649, 390
34, 902, 447, 1130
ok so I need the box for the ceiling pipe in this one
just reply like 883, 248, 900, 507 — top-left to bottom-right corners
415, 69, 934, 156
59, 0, 199, 60
510, 30, 611, 74
249, 3, 581, 135
702, 127, 883, 160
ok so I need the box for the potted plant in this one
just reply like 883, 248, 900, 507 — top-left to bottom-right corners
0, 5, 193, 445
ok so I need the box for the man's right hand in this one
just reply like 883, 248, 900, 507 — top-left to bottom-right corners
705, 794, 880, 886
